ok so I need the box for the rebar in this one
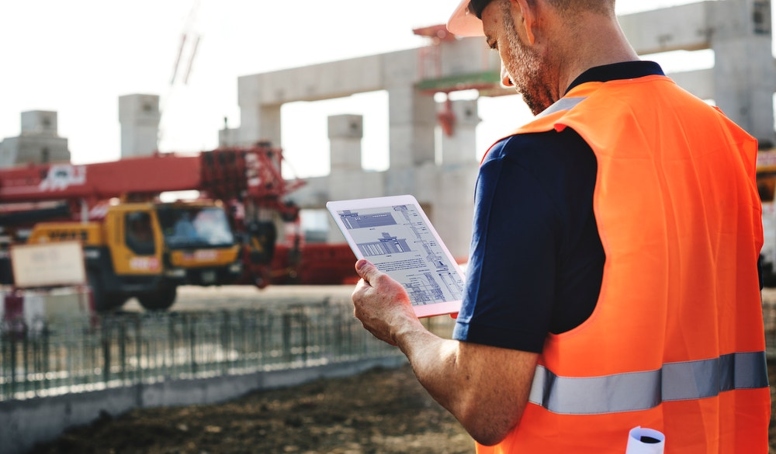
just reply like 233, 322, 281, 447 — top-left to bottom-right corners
0, 302, 407, 401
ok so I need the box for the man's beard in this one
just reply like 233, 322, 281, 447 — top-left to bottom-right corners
502, 11, 556, 115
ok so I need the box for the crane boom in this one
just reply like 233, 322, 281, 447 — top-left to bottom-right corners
0, 145, 304, 215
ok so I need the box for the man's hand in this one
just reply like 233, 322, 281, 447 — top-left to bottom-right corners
351, 259, 422, 346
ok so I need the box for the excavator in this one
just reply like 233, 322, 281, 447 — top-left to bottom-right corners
0, 144, 305, 311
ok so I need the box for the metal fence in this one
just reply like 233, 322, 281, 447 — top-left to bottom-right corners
4, 298, 771, 403
0, 303, 415, 402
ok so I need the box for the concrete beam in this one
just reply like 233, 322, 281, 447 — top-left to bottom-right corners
238, 53, 388, 107
619, 2, 712, 55
669, 69, 715, 101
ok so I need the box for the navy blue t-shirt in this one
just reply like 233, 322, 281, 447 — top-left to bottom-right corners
453, 61, 665, 353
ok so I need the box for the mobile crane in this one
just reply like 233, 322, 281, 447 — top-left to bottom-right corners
0, 144, 305, 311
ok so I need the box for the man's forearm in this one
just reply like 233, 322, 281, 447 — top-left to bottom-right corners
393, 322, 538, 446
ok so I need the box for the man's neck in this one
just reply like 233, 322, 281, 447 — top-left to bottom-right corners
555, 14, 640, 96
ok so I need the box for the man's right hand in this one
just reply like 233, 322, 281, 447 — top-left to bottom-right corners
351, 259, 420, 346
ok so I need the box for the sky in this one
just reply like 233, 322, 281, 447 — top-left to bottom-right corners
0, 0, 736, 179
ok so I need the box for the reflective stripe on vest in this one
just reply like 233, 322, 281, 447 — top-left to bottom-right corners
529, 351, 768, 415
536, 97, 587, 118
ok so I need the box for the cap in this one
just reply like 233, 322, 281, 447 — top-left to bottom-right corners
447, 0, 485, 37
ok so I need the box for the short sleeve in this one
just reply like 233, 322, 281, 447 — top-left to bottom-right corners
452, 129, 604, 353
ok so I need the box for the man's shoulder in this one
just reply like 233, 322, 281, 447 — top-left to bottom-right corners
483, 127, 594, 167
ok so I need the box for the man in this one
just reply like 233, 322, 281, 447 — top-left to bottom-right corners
351, 0, 771, 452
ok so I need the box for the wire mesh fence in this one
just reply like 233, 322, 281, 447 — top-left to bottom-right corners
0, 303, 419, 402
6, 294, 769, 403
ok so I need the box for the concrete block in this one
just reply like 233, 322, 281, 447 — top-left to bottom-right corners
289, 176, 330, 209
329, 115, 364, 172
328, 169, 384, 202
118, 94, 160, 158
118, 94, 160, 125
440, 99, 480, 166
0, 387, 138, 454
387, 87, 436, 169
0, 140, 17, 168
439, 38, 498, 77
8, 136, 70, 165
384, 167, 416, 196
382, 49, 419, 87
239, 103, 282, 147
21, 111, 58, 137
328, 114, 363, 139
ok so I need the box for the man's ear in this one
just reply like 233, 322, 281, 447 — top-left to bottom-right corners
512, 0, 537, 45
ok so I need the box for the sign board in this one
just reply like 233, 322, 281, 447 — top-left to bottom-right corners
10, 241, 86, 288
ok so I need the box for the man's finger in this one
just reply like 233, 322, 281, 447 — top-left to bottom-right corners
355, 259, 379, 283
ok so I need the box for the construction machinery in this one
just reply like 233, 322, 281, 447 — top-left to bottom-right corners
0, 144, 305, 311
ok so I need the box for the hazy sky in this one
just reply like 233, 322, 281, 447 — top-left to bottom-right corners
0, 0, 734, 178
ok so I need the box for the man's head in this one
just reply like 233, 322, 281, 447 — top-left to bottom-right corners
447, 0, 619, 114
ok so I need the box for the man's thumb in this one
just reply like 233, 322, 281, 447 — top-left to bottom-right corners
355, 259, 377, 282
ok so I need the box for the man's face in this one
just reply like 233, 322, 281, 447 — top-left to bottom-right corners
481, 0, 555, 115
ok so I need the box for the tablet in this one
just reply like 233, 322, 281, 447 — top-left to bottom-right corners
326, 195, 465, 318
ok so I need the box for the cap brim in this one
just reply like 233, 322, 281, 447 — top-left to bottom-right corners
447, 0, 485, 37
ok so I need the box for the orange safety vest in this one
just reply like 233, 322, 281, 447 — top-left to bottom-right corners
477, 75, 770, 453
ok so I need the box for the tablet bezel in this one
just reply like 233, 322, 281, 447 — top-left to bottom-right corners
326, 194, 464, 318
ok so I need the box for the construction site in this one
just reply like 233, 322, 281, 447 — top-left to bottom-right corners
2, 0, 776, 452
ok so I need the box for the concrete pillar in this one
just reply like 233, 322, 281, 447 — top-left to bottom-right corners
711, 0, 776, 148
118, 94, 160, 158
217, 117, 239, 147
440, 99, 481, 166
218, 128, 240, 147
434, 166, 477, 260
0, 111, 70, 167
388, 87, 436, 169
328, 114, 363, 172
326, 114, 387, 242
21, 111, 58, 137
238, 104, 281, 148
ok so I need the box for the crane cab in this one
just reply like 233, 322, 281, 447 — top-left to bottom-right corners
17, 201, 242, 312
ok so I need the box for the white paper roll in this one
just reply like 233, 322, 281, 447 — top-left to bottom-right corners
625, 426, 665, 454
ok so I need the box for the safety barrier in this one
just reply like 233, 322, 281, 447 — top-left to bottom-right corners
0, 302, 414, 402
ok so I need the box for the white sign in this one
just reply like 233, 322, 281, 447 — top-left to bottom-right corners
10, 241, 86, 288
39, 165, 86, 191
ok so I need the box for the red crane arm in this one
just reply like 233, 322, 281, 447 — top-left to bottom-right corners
0, 145, 304, 205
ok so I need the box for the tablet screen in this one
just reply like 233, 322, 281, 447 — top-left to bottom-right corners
327, 195, 464, 317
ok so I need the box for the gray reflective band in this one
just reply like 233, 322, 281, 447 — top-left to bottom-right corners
536, 97, 587, 118
529, 352, 768, 415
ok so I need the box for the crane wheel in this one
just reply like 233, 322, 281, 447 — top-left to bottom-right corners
137, 284, 177, 311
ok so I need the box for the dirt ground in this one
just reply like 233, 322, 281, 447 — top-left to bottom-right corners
24, 360, 776, 454
28, 364, 473, 454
